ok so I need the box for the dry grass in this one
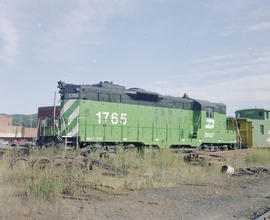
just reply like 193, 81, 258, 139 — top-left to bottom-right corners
223, 148, 270, 169
93, 148, 225, 189
0, 147, 270, 219
245, 149, 270, 166
0, 147, 226, 197
8, 148, 228, 190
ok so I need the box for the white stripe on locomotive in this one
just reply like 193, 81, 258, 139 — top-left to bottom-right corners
68, 106, 80, 126
60, 99, 76, 117
67, 123, 79, 137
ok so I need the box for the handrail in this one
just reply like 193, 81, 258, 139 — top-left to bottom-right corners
60, 116, 68, 149
76, 117, 87, 149
233, 117, 242, 148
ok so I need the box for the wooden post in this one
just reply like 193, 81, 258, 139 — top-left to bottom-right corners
53, 91, 56, 135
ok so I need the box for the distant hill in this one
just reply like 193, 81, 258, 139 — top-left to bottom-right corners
1, 113, 38, 128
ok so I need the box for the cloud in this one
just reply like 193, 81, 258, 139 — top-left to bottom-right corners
0, 0, 135, 63
36, 0, 134, 61
183, 74, 270, 102
219, 29, 237, 37
147, 73, 270, 115
194, 53, 248, 63
193, 50, 270, 73
143, 50, 270, 115
0, 15, 19, 65
248, 21, 270, 31
220, 21, 270, 37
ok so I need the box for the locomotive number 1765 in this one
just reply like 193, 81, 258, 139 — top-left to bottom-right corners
96, 112, 127, 125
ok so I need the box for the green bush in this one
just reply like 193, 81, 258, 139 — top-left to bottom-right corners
26, 176, 64, 200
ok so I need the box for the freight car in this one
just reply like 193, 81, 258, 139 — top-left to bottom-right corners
36, 81, 237, 150
37, 106, 61, 146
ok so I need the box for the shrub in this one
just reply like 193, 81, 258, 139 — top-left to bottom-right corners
26, 176, 64, 200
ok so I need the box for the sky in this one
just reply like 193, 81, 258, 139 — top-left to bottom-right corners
0, 0, 270, 116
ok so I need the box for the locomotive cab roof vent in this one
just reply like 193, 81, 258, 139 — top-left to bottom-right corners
182, 93, 189, 99
126, 88, 162, 102
93, 81, 126, 91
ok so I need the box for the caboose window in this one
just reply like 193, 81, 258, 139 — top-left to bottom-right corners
206, 107, 214, 118
237, 123, 241, 129
258, 112, 263, 117
260, 125, 264, 135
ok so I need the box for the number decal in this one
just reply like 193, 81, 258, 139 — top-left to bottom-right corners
111, 113, 119, 125
120, 113, 127, 125
96, 112, 127, 125
103, 112, 109, 122
96, 112, 102, 124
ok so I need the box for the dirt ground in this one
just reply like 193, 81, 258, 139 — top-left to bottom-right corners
2, 173, 270, 220
1, 148, 270, 219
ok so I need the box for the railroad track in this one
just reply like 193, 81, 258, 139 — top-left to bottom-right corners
10, 155, 128, 176
196, 148, 249, 157
184, 149, 250, 163
255, 210, 270, 220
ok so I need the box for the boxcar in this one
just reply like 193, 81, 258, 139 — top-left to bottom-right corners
37, 106, 61, 146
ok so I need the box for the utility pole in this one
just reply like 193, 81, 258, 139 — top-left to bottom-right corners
30, 115, 33, 128
53, 91, 56, 135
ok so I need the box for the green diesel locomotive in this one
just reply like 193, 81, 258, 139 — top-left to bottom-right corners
36, 81, 237, 150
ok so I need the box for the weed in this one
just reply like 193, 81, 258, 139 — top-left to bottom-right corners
26, 176, 64, 200
245, 149, 270, 166
1, 147, 270, 203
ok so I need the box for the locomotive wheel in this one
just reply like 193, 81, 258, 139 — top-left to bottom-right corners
32, 157, 52, 169
70, 159, 85, 169
10, 157, 29, 169
53, 159, 68, 168
53, 155, 65, 163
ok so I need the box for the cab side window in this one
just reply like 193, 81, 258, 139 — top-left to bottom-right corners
206, 107, 214, 118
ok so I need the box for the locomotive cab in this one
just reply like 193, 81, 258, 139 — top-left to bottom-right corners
190, 99, 236, 150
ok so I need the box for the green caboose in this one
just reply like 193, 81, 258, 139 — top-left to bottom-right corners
236, 109, 270, 148
58, 81, 236, 149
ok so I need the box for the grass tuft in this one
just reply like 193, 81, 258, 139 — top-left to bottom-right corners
0, 146, 269, 202
26, 176, 64, 200
245, 149, 270, 166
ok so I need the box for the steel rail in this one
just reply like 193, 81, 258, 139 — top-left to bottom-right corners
254, 210, 270, 220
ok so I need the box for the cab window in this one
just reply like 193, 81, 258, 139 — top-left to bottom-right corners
206, 107, 214, 118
